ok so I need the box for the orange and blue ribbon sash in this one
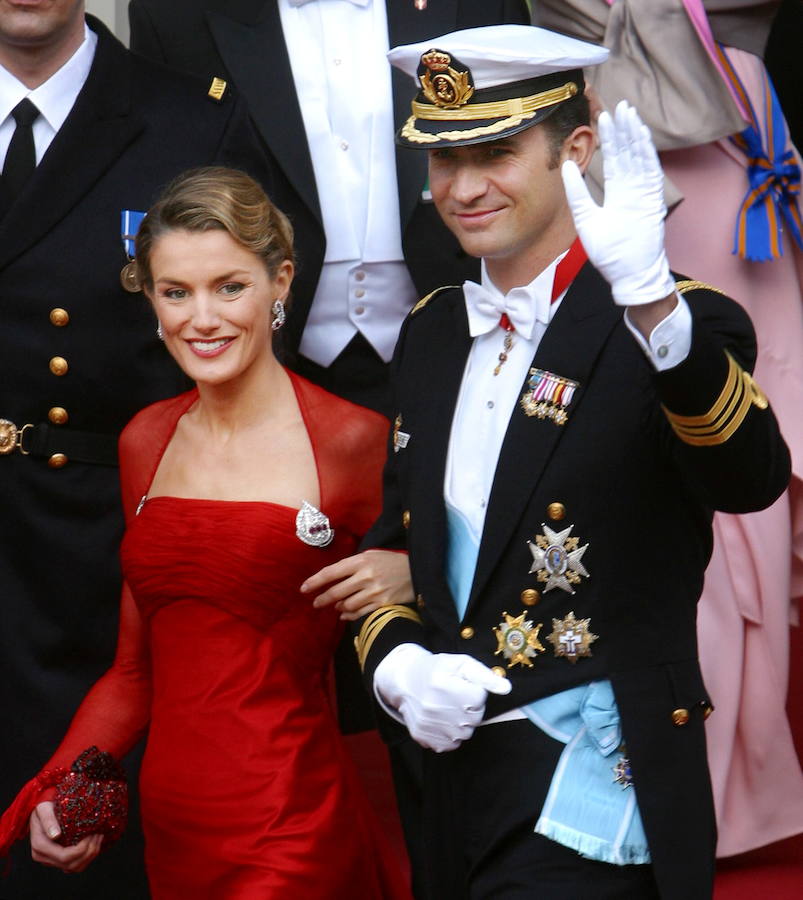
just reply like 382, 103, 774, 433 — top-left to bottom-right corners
716, 44, 802, 262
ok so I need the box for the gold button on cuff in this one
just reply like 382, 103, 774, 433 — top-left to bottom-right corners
491, 666, 508, 679
703, 704, 714, 720
49, 356, 68, 376
48, 453, 68, 469
402, 510, 411, 529
520, 588, 540, 607
547, 502, 566, 521
460, 626, 474, 640
415, 593, 425, 609
671, 708, 690, 727
49, 308, 69, 327
48, 407, 68, 425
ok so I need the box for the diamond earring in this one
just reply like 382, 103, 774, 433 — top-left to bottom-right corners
271, 299, 286, 331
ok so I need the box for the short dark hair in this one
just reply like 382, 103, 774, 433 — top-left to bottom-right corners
540, 91, 591, 169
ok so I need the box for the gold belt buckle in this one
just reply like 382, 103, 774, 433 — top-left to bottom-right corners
0, 419, 33, 455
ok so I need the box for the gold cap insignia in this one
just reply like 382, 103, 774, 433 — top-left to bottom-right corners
494, 611, 545, 668
547, 611, 598, 664
419, 48, 474, 109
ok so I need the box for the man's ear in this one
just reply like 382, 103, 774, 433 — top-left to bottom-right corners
562, 125, 595, 174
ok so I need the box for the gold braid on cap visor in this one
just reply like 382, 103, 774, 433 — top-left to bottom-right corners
402, 81, 579, 144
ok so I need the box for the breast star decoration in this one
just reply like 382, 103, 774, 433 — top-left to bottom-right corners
546, 611, 598, 664
493, 611, 545, 668
528, 524, 589, 594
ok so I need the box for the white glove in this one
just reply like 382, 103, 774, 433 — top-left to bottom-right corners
561, 100, 676, 306
374, 643, 512, 753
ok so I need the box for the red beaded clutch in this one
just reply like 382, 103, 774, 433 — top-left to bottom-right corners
53, 747, 128, 847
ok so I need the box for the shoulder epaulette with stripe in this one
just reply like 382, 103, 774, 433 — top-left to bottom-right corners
675, 279, 725, 297
410, 284, 460, 316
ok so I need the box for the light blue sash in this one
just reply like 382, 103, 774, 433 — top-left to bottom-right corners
446, 502, 649, 864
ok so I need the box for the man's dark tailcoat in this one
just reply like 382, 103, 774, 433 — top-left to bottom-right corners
356, 266, 791, 900
0, 16, 271, 899
127, 0, 530, 363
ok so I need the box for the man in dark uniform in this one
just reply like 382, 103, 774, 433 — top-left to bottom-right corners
308, 24, 791, 900
0, 2, 270, 896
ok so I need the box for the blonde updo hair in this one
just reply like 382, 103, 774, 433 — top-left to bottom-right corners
135, 166, 295, 294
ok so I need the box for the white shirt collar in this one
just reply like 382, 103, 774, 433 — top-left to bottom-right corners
468, 250, 568, 341
0, 23, 96, 133
287, 0, 370, 7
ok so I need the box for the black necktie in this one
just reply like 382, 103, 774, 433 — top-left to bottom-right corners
3, 98, 40, 200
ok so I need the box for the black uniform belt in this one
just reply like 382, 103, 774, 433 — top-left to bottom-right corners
0, 419, 118, 466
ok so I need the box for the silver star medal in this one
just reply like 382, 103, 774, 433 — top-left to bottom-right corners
295, 501, 334, 548
528, 524, 589, 594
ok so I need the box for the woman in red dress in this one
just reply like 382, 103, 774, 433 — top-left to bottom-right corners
0, 168, 412, 899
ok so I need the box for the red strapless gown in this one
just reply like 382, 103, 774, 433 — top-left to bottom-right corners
120, 496, 407, 899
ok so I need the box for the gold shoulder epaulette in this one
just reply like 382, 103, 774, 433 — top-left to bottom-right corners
663, 350, 768, 447
354, 604, 423, 671
410, 285, 460, 316
208, 77, 227, 103
675, 279, 725, 297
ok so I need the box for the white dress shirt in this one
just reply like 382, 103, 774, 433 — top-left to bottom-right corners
279, 0, 418, 365
445, 258, 692, 543
0, 25, 96, 169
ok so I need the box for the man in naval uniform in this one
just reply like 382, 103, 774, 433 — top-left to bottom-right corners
307, 24, 791, 900
0, 2, 270, 897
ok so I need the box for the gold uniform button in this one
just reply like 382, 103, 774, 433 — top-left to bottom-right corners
520, 588, 540, 607
48, 453, 68, 469
49, 356, 68, 376
671, 708, 690, 727
547, 502, 566, 521
415, 593, 425, 610
49, 308, 69, 327
402, 510, 411, 529
703, 704, 714, 720
460, 626, 474, 640
48, 407, 68, 425
491, 666, 508, 679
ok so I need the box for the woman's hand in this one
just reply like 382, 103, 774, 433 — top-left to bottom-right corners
301, 550, 413, 621
29, 801, 103, 873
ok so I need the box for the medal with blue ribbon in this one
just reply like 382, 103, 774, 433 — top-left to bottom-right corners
120, 209, 146, 292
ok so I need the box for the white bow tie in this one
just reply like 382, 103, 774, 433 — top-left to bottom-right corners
463, 281, 550, 341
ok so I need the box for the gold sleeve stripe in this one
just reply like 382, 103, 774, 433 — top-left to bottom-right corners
410, 286, 459, 316
675, 279, 726, 296
411, 81, 578, 123
354, 605, 423, 671
663, 351, 769, 446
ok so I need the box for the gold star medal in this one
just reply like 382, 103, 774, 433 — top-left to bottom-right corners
547, 611, 598, 664
494, 611, 545, 668
528, 524, 589, 594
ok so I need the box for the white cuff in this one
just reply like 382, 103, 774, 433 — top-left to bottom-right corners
624, 293, 692, 371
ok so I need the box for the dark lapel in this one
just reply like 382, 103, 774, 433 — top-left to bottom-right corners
467, 265, 622, 611
0, 17, 145, 271
388, 0, 458, 230
207, 1, 321, 224
408, 289, 473, 609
